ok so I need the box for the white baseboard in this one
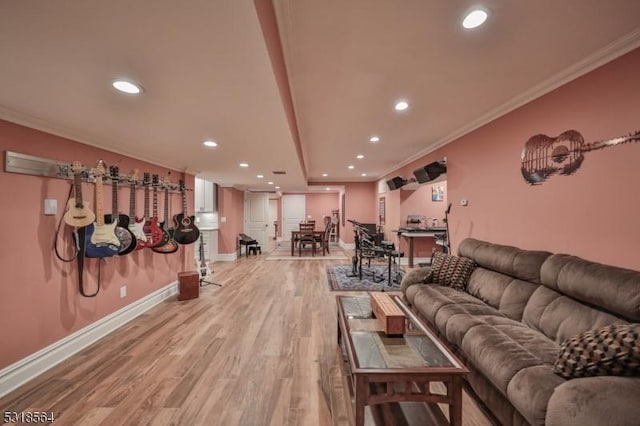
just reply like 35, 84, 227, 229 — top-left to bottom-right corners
340, 240, 355, 250
214, 252, 238, 261
0, 281, 178, 399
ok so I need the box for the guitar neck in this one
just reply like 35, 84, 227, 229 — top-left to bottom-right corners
164, 187, 170, 222
112, 179, 119, 215
74, 172, 83, 207
95, 177, 105, 226
583, 130, 640, 152
144, 186, 150, 219
129, 183, 136, 219
182, 186, 188, 215
153, 187, 159, 218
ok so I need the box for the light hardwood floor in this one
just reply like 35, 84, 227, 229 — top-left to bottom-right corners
0, 250, 493, 426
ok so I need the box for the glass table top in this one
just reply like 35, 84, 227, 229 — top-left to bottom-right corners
338, 295, 459, 370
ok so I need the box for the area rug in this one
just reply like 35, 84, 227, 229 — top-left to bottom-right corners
326, 264, 404, 291
265, 243, 348, 261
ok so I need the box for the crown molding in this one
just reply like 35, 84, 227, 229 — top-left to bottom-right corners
0, 105, 195, 175
382, 28, 640, 178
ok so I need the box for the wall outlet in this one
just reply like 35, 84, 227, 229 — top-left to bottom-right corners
220, 216, 227, 223
120, 286, 127, 298
460, 199, 469, 206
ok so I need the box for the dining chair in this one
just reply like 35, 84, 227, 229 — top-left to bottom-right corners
298, 222, 316, 256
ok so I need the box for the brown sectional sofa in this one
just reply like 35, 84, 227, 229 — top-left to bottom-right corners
400, 238, 640, 426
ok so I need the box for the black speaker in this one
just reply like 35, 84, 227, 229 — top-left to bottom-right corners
413, 161, 446, 183
386, 176, 406, 190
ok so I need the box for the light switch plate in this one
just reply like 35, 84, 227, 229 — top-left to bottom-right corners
44, 199, 58, 215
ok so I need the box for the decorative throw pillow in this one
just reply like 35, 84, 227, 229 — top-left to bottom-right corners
426, 252, 476, 291
553, 323, 640, 379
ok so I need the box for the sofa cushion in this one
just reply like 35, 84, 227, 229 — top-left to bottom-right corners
412, 284, 492, 334
445, 314, 528, 348
430, 252, 476, 291
458, 238, 551, 283
540, 253, 640, 322
507, 365, 566, 426
523, 286, 627, 344
461, 323, 560, 396
467, 267, 539, 321
553, 323, 640, 379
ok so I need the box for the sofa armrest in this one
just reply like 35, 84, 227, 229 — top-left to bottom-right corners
400, 267, 432, 295
546, 376, 640, 426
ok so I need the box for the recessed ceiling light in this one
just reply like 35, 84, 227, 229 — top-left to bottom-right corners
257, 174, 264, 179
112, 79, 143, 94
356, 154, 364, 159
239, 162, 249, 168
348, 165, 355, 170
394, 100, 409, 111
268, 181, 274, 185
325, 187, 331, 191
275, 186, 280, 189
203, 140, 218, 147
322, 173, 328, 177
370, 136, 380, 143
462, 9, 488, 29
361, 173, 367, 177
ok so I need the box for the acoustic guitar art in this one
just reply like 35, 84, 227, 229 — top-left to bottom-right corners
521, 129, 640, 184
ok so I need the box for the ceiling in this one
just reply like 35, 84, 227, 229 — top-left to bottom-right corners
1, 1, 639, 192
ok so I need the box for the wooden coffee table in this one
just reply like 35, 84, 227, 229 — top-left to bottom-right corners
336, 295, 469, 426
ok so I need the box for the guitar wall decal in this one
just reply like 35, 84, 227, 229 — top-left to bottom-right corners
63, 161, 95, 228
85, 160, 121, 258
127, 170, 149, 249
172, 179, 200, 245
152, 176, 179, 254
521, 129, 640, 184
106, 166, 136, 255
141, 172, 165, 248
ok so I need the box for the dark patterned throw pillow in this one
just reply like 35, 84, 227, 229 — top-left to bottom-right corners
553, 323, 640, 379
427, 252, 476, 291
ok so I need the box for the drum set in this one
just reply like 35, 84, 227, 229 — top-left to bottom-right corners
347, 219, 404, 287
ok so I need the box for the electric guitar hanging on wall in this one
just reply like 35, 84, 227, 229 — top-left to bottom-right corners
85, 160, 121, 258
151, 174, 171, 248
172, 179, 200, 245
105, 166, 136, 255
152, 176, 180, 254
127, 170, 149, 249
63, 161, 95, 228
521, 129, 640, 184
140, 172, 165, 248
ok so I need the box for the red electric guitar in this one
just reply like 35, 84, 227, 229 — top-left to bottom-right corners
140, 172, 164, 248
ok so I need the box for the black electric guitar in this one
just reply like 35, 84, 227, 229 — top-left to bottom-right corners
63, 161, 96, 228
105, 166, 136, 255
172, 180, 200, 245
521, 129, 640, 184
152, 176, 179, 254
151, 174, 170, 248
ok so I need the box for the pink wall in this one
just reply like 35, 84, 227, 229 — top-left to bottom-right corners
340, 182, 377, 244
384, 48, 640, 270
305, 192, 339, 226
217, 187, 245, 254
0, 120, 194, 370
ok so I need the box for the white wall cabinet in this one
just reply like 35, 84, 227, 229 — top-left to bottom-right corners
195, 177, 215, 212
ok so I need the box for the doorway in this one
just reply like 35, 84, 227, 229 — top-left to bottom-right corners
281, 194, 305, 241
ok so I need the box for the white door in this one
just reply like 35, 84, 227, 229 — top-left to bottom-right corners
244, 192, 269, 246
268, 199, 278, 240
282, 194, 306, 241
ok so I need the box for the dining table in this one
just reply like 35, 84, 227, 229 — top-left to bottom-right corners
290, 229, 325, 256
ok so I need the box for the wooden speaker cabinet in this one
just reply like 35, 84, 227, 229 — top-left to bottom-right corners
178, 271, 199, 301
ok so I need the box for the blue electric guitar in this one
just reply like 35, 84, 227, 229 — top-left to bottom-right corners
85, 160, 121, 258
